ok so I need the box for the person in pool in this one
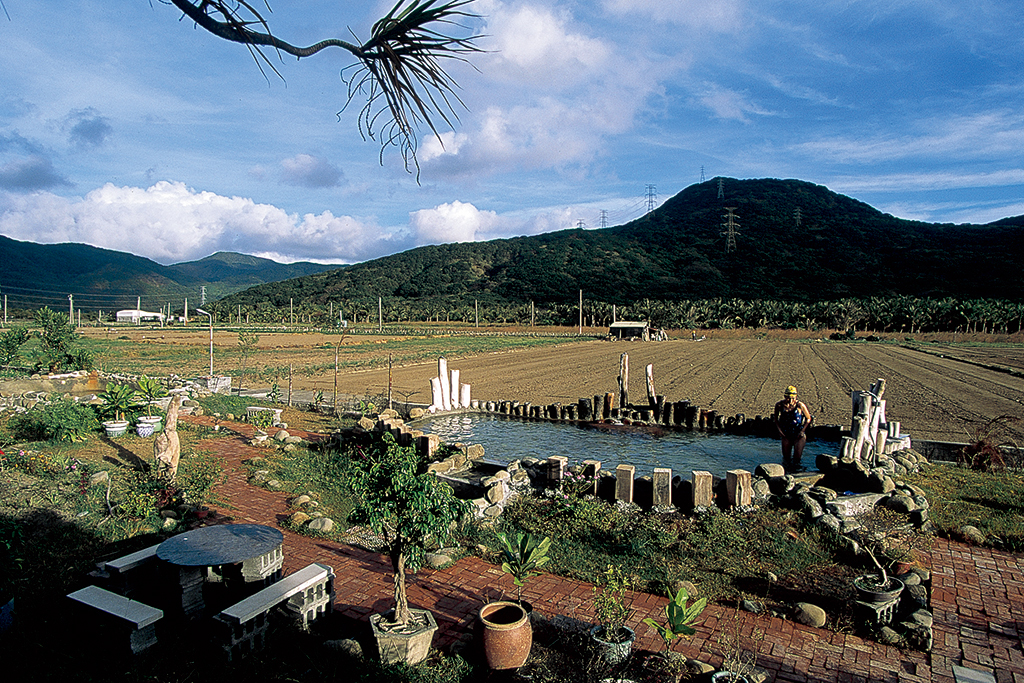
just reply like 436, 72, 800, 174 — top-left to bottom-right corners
773, 385, 812, 468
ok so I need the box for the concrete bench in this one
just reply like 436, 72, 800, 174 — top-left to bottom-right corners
214, 562, 335, 660
92, 544, 163, 601
67, 585, 163, 654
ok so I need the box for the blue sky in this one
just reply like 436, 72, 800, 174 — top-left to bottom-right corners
1, 0, 1022, 266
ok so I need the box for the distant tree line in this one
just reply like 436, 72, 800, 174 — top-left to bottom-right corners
193, 296, 1024, 335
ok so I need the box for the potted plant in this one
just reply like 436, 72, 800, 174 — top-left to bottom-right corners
347, 432, 469, 666
849, 507, 917, 603
496, 530, 551, 615
590, 564, 637, 664
643, 584, 707, 677
98, 383, 140, 437
135, 375, 168, 434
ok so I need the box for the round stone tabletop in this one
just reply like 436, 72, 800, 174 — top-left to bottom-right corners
157, 524, 283, 567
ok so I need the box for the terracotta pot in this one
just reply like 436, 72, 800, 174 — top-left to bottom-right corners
479, 601, 532, 670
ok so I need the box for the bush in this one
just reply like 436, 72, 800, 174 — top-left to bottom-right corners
7, 399, 99, 443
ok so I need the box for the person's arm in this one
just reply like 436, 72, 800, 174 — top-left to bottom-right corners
799, 402, 812, 434
773, 402, 784, 436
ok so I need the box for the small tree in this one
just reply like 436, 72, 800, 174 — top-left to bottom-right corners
347, 432, 468, 627
32, 307, 92, 373
236, 329, 260, 393
136, 376, 168, 419
496, 531, 551, 603
0, 326, 31, 368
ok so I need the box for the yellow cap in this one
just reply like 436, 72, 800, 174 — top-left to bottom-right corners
785, 385, 797, 396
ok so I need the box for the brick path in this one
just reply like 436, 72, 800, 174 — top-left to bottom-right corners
183, 416, 1024, 683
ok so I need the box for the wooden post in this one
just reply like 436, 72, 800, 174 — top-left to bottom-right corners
333, 343, 339, 414
578, 397, 593, 422
603, 393, 614, 420
583, 460, 602, 496
618, 353, 629, 409
615, 464, 635, 504
726, 470, 752, 508
645, 364, 656, 408
691, 471, 713, 508
287, 365, 293, 407
548, 456, 568, 487
652, 468, 672, 508
388, 353, 393, 411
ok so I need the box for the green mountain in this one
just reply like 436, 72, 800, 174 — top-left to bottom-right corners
219, 178, 1024, 308
0, 236, 342, 311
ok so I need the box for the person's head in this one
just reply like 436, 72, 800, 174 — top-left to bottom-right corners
784, 385, 797, 400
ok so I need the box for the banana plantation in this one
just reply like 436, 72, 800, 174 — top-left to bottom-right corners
197, 295, 1023, 335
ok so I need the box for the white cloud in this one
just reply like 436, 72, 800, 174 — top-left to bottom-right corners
280, 154, 344, 188
410, 201, 498, 245
697, 83, 774, 122
601, 0, 745, 31
0, 181, 398, 264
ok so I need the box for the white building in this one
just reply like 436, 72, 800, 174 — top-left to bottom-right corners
115, 309, 165, 324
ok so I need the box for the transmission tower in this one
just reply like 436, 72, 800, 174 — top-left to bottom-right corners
717, 178, 725, 200
599, 210, 608, 229
200, 286, 207, 305
794, 207, 802, 227
576, 219, 587, 230
645, 184, 658, 213
721, 207, 740, 253
700, 165, 706, 183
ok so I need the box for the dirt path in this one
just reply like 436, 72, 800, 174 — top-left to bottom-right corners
296, 339, 1024, 443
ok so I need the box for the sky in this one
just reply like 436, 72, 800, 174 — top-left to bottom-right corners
1, 0, 1023, 267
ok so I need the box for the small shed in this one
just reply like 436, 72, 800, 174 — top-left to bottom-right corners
608, 321, 650, 341
116, 309, 165, 324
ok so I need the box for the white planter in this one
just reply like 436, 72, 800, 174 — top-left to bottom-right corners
370, 609, 438, 666
102, 420, 129, 437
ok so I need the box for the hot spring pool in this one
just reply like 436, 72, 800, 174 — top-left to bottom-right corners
416, 413, 841, 476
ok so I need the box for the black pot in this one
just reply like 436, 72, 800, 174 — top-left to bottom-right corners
853, 574, 905, 603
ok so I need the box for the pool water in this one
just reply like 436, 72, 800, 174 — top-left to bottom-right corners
417, 413, 840, 476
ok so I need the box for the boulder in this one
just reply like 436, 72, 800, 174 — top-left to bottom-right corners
308, 517, 334, 533
791, 602, 827, 628
288, 511, 311, 527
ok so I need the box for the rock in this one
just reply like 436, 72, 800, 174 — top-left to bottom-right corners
885, 493, 917, 513
89, 470, 110, 486
265, 479, 283, 490
466, 444, 485, 460
324, 638, 364, 658
904, 583, 928, 608
741, 599, 764, 614
290, 494, 312, 507
288, 511, 311, 526
282, 444, 297, 452
877, 626, 904, 646
791, 602, 827, 628
225, 413, 235, 421
671, 579, 699, 599
686, 660, 715, 675
424, 552, 454, 569
162, 517, 177, 530
274, 429, 290, 442
898, 571, 922, 586
959, 525, 986, 545
908, 609, 933, 628
408, 407, 425, 419
307, 517, 334, 533
755, 463, 786, 478
901, 621, 933, 651
766, 572, 778, 583
160, 509, 179, 519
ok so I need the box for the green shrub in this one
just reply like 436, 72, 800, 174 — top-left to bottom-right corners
7, 399, 99, 443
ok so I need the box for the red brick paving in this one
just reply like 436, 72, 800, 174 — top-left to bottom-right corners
183, 416, 1024, 682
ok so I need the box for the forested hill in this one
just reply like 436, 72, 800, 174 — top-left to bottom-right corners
0, 237, 341, 309
219, 178, 1024, 308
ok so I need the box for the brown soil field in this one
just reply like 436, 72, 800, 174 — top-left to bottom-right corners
82, 329, 1024, 443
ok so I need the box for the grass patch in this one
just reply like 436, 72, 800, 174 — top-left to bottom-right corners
903, 462, 1024, 551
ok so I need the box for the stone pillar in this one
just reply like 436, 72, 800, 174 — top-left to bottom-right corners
450, 369, 461, 408
603, 393, 614, 420
547, 456, 568, 487
438, 358, 451, 410
460, 383, 471, 409
615, 464, 635, 504
726, 469, 752, 508
652, 468, 672, 508
691, 470, 713, 508
673, 401, 687, 425
582, 460, 602, 496
430, 376, 443, 411
661, 401, 673, 426
578, 397, 593, 421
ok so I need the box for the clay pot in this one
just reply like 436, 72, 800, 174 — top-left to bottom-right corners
479, 601, 532, 670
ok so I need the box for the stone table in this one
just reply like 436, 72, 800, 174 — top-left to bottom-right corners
157, 524, 284, 617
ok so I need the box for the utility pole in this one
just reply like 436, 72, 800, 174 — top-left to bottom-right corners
578, 289, 583, 335
721, 207, 741, 253
68, 294, 74, 327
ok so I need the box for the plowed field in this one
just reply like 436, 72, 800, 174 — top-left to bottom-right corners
308, 339, 1024, 443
